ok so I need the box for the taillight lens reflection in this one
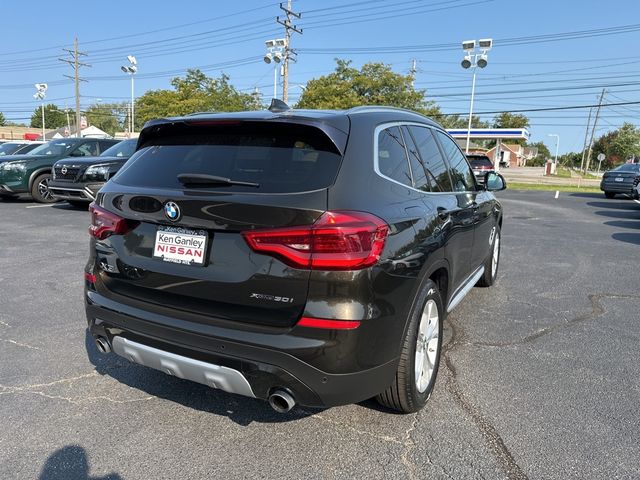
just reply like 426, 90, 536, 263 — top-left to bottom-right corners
242, 211, 389, 270
88, 203, 139, 240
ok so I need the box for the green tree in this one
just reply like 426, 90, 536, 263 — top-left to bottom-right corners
85, 104, 123, 136
490, 112, 530, 147
296, 59, 440, 116
135, 69, 261, 129
0, 111, 6, 126
30, 104, 68, 129
592, 123, 640, 168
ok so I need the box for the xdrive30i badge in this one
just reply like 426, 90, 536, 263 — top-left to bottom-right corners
164, 201, 181, 222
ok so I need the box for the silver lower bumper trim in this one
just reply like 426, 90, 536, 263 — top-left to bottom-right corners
112, 336, 255, 398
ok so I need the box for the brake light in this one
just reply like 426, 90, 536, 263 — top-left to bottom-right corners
89, 203, 139, 240
242, 211, 389, 270
297, 317, 361, 330
84, 272, 96, 283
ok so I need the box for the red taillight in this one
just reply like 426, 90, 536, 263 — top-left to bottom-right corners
88, 203, 139, 240
242, 211, 389, 270
297, 317, 361, 330
84, 272, 96, 283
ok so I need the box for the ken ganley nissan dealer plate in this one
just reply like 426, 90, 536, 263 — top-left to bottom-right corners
153, 226, 208, 265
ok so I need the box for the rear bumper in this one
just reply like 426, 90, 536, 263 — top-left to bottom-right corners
85, 289, 398, 408
49, 180, 104, 202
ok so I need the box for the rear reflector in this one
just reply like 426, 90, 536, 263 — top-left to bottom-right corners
297, 317, 361, 330
89, 203, 139, 240
84, 272, 96, 283
242, 211, 389, 270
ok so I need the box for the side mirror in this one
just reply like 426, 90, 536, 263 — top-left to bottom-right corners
484, 171, 507, 191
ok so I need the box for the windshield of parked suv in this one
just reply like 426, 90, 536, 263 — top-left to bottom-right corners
100, 139, 137, 158
612, 163, 640, 172
0, 143, 25, 156
28, 140, 76, 156
113, 123, 343, 193
467, 156, 493, 168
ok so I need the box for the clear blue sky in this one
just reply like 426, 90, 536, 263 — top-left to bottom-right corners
2, 0, 639, 154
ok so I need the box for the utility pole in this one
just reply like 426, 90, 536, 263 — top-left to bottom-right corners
60, 37, 89, 138
410, 59, 417, 88
584, 89, 606, 174
277, 0, 302, 104
579, 107, 593, 172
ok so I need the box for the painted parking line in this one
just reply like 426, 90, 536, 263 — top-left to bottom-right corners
25, 204, 55, 209
555, 191, 559, 199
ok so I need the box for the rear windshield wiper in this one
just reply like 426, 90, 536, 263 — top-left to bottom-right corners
177, 173, 259, 188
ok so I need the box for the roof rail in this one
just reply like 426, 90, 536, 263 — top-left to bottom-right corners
345, 105, 426, 116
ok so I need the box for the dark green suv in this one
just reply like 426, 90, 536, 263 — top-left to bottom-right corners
0, 138, 119, 203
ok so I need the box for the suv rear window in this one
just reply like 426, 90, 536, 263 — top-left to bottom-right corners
113, 123, 343, 193
467, 156, 493, 168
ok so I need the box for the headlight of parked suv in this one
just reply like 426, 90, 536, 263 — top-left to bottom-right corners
1, 161, 28, 172
84, 164, 113, 182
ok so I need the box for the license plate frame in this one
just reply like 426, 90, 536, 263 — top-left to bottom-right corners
153, 226, 208, 266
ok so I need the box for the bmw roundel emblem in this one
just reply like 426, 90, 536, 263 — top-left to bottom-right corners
164, 201, 181, 222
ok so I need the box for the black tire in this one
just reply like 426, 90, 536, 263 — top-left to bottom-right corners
376, 279, 444, 413
604, 192, 616, 199
67, 200, 89, 209
477, 225, 501, 287
30, 173, 57, 203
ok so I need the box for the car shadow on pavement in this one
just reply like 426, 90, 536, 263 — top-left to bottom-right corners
568, 192, 605, 199
593, 209, 640, 219
38, 445, 121, 480
84, 330, 320, 425
586, 201, 640, 211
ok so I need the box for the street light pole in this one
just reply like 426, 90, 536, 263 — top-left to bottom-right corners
465, 68, 477, 155
121, 56, 137, 135
33, 83, 48, 140
548, 134, 559, 174
460, 39, 492, 155
264, 39, 286, 100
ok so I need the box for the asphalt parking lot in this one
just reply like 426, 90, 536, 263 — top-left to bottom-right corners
1, 190, 639, 480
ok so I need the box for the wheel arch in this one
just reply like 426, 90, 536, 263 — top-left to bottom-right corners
28, 168, 54, 191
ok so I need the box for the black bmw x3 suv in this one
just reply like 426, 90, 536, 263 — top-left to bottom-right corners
85, 103, 506, 413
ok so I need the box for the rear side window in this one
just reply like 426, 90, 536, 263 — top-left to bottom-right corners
406, 126, 453, 192
377, 126, 412, 187
435, 131, 476, 192
113, 123, 343, 193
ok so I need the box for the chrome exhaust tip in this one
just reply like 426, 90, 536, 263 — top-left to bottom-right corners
95, 336, 111, 354
268, 389, 296, 413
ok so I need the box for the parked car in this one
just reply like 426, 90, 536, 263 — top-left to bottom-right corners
466, 154, 494, 184
600, 163, 640, 199
0, 141, 44, 157
0, 138, 119, 203
85, 105, 506, 414
49, 139, 137, 207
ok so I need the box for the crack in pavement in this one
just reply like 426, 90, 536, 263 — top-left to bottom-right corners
471, 293, 640, 348
443, 319, 529, 480
0, 338, 41, 350
0, 371, 155, 405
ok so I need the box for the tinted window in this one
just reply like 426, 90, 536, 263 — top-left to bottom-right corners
612, 163, 640, 172
407, 126, 453, 192
0, 143, 25, 156
436, 132, 476, 192
113, 123, 343, 194
467, 156, 493, 168
378, 126, 412, 187
76, 142, 99, 156
98, 140, 118, 153
101, 139, 137, 158
29, 140, 76, 156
